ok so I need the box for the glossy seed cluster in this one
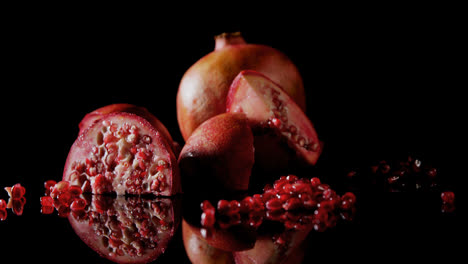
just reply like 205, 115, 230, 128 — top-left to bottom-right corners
40, 180, 87, 217
200, 175, 356, 233
1, 183, 27, 220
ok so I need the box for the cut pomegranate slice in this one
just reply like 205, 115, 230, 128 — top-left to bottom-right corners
63, 112, 180, 196
227, 70, 322, 166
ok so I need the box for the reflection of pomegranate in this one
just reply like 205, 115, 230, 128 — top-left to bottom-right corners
182, 220, 235, 264
177, 32, 306, 140
68, 195, 180, 264
63, 112, 180, 195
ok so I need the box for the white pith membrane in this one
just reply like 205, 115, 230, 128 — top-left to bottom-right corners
67, 117, 171, 195
70, 196, 174, 261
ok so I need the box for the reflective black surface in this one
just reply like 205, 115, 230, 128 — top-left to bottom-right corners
1, 6, 465, 263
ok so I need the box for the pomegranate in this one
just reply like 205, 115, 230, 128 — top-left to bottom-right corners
68, 195, 180, 264
63, 112, 181, 195
176, 32, 306, 140
227, 70, 322, 175
78, 103, 179, 156
178, 113, 254, 193
182, 220, 235, 264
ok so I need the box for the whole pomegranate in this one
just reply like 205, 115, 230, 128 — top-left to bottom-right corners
177, 32, 306, 140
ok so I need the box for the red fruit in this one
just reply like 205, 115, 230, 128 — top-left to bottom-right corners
341, 192, 357, 210
177, 32, 305, 141
0, 199, 6, 210
41, 206, 54, 215
227, 70, 322, 173
178, 113, 254, 193
11, 197, 26, 216
63, 112, 180, 196
68, 196, 180, 264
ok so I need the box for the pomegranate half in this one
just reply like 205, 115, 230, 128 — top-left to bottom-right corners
63, 112, 181, 196
177, 32, 306, 140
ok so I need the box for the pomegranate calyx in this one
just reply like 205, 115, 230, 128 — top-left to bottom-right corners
214, 32, 246, 50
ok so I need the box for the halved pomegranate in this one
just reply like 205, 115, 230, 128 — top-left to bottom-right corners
227, 70, 322, 172
68, 195, 180, 264
63, 112, 181, 196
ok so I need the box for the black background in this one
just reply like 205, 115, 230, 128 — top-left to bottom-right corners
0, 5, 465, 263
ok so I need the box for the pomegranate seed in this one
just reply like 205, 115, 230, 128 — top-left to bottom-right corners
441, 191, 455, 204
44, 180, 57, 196
0, 208, 7, 221
0, 199, 6, 210
201, 208, 215, 228
229, 200, 240, 215
286, 174, 299, 183
341, 192, 356, 210
266, 198, 283, 212
240, 196, 254, 213
69, 185, 82, 197
216, 200, 230, 215
70, 198, 87, 211
270, 117, 282, 128
55, 181, 70, 193
201, 200, 214, 211
41, 206, 54, 215
40, 196, 54, 207
310, 177, 321, 187
11, 197, 26, 216
283, 197, 302, 211
57, 191, 73, 206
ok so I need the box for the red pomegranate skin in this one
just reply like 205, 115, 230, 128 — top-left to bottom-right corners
176, 32, 306, 140
178, 112, 254, 193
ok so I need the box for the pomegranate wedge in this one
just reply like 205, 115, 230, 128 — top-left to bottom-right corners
227, 70, 322, 166
63, 112, 181, 196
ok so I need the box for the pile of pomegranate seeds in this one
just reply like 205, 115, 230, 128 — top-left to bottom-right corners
200, 175, 356, 234
1, 183, 27, 219
41, 180, 87, 217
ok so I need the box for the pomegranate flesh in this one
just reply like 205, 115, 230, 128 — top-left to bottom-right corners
178, 113, 254, 193
227, 70, 322, 174
63, 112, 181, 196
177, 32, 305, 140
